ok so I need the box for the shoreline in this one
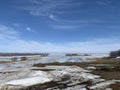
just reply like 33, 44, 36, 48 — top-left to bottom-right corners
0, 55, 120, 90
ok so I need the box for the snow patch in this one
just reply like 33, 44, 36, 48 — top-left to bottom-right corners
6, 76, 52, 86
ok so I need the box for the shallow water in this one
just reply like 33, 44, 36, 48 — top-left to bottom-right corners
0, 56, 11, 61
0, 53, 108, 69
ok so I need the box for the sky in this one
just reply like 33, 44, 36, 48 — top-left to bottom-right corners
0, 0, 120, 53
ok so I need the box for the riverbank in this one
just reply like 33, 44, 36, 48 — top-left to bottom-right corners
0, 55, 120, 90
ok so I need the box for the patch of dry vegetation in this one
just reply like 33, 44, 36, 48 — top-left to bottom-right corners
33, 57, 120, 90
109, 83, 120, 90
90, 58, 120, 79
0, 61, 11, 64
34, 58, 120, 90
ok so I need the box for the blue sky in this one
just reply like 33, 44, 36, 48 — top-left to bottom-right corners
0, 0, 120, 53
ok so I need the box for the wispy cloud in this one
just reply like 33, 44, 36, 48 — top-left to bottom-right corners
20, 0, 83, 18
49, 14, 58, 21
13, 23, 22, 28
96, 0, 111, 6
13, 23, 35, 33
51, 24, 85, 30
49, 18, 106, 30
0, 25, 19, 40
106, 25, 120, 30
18, 0, 109, 30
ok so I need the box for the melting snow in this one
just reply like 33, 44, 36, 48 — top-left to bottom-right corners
6, 76, 52, 86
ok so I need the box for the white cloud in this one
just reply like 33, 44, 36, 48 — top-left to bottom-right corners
26, 27, 35, 33
0, 25, 19, 40
0, 24, 120, 53
49, 14, 58, 21
26, 27, 31, 31
0, 37, 120, 53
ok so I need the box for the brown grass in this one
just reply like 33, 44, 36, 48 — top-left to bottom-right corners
0, 61, 11, 64
34, 58, 120, 80
34, 58, 120, 67
109, 83, 120, 90
92, 71, 120, 80
33, 58, 120, 90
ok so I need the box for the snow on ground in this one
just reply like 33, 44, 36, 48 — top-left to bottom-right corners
0, 65, 120, 90
90, 81, 115, 90
6, 76, 52, 87
0, 54, 116, 90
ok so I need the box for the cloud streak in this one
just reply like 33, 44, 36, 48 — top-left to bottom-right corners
51, 24, 85, 30
96, 0, 111, 6
25, 0, 80, 16
17, 0, 111, 30
0, 25, 19, 40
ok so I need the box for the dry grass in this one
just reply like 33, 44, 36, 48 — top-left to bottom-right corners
0, 61, 11, 64
109, 83, 120, 90
34, 62, 90, 68
34, 58, 120, 80
92, 71, 120, 80
90, 58, 120, 80
34, 58, 120, 67
34, 58, 120, 89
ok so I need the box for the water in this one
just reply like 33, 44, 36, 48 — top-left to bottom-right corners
0, 53, 108, 69
0, 56, 12, 61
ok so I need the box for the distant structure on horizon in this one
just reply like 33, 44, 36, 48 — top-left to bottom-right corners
66, 53, 91, 56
